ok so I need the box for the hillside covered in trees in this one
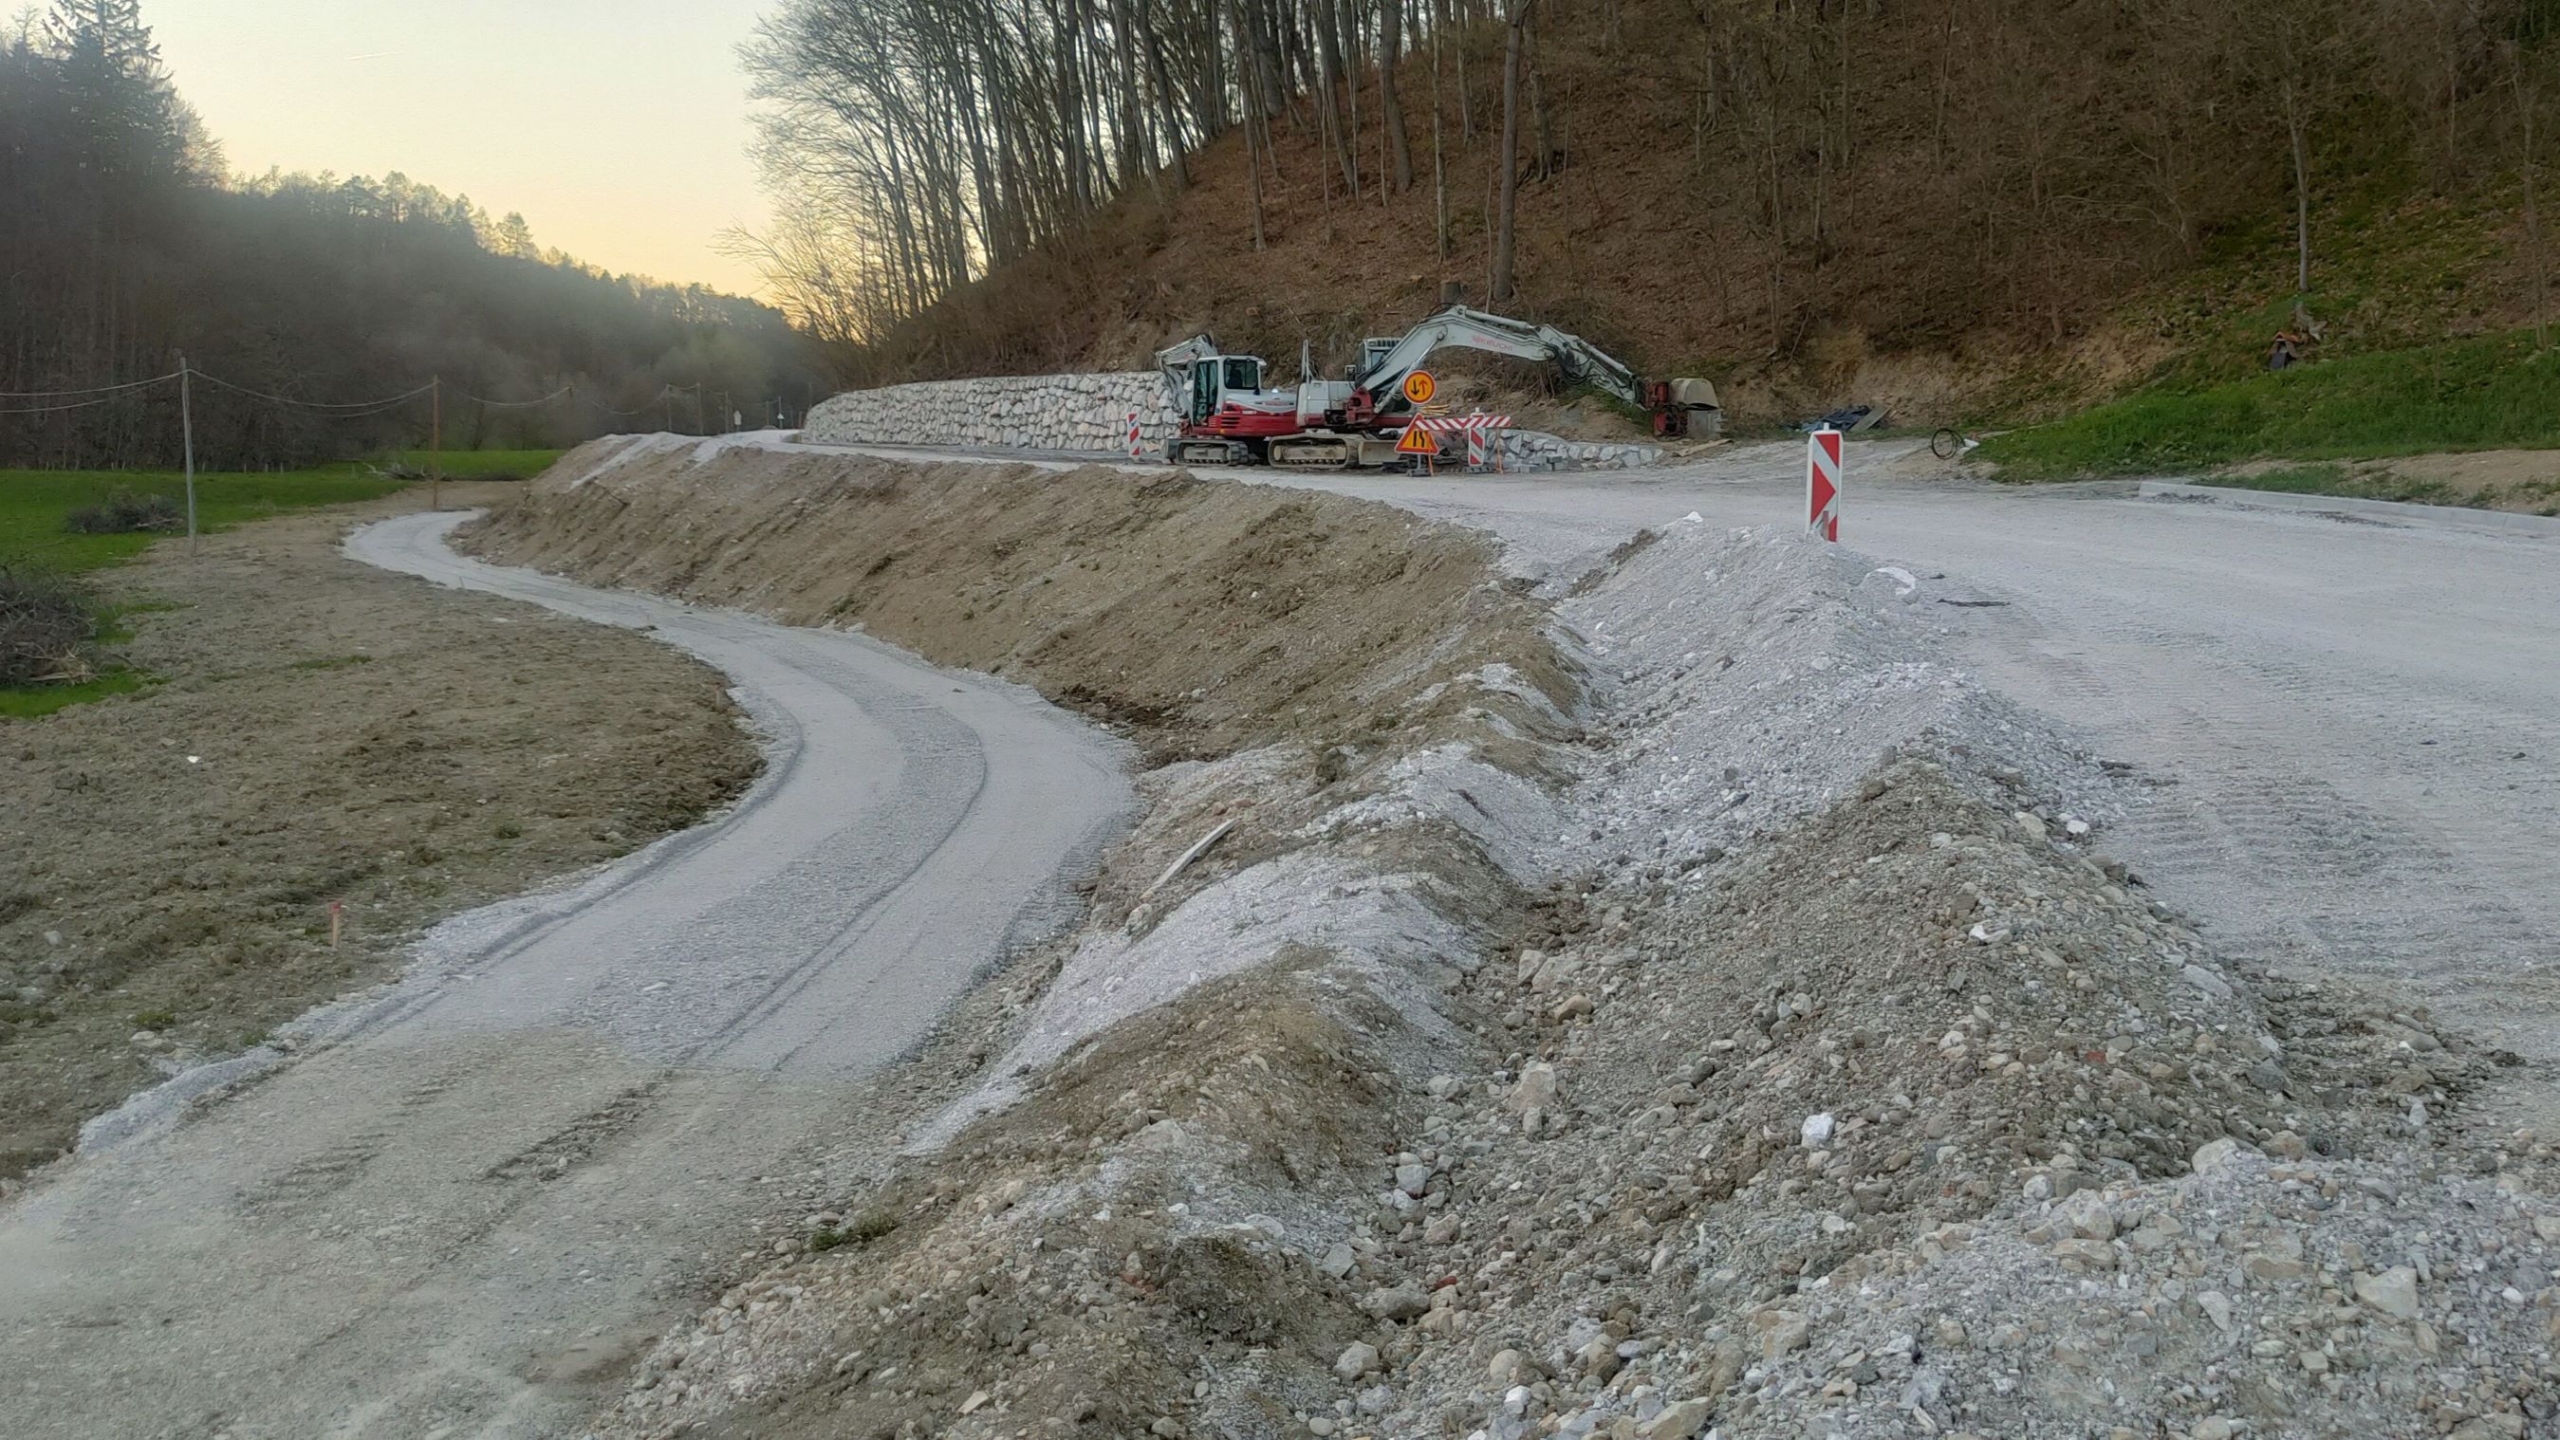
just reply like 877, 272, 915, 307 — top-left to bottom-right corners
740, 0, 2559, 423
1, 2, 824, 470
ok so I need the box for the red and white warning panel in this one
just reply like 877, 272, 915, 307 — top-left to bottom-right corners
1408, 413, 1513, 474
1127, 411, 1144, 461
1807, 428, 1842, 541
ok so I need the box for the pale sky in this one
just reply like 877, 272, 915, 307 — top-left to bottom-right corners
149, 0, 773, 296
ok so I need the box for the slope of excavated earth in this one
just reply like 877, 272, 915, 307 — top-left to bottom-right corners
0, 485, 760, 1181
460, 436, 1570, 767
474, 446, 2557, 1440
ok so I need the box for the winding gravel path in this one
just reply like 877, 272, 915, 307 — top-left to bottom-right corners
0, 512, 1130, 1439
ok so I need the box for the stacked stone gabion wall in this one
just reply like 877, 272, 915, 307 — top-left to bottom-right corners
799, 369, 1665, 471
801, 373, 1179, 455
1496, 432, 1664, 472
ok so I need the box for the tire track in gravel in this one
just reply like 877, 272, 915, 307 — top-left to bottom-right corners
0, 512, 1135, 1440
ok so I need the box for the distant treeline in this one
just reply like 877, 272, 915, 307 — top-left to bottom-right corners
1, 2, 828, 471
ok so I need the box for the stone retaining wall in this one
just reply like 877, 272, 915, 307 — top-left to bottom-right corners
1496, 432, 1664, 471
801, 370, 1664, 471
803, 373, 1179, 454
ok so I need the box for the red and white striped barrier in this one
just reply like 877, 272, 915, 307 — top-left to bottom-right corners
1410, 413, 1511, 474
1127, 411, 1143, 462
1807, 428, 1842, 541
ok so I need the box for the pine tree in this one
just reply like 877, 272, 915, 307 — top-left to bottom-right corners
46, 0, 180, 179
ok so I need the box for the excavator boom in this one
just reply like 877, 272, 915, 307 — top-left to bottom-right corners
1353, 306, 1642, 410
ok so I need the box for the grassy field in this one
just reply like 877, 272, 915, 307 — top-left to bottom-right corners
0, 458, 552, 719
378, 448, 562, 481
0, 466, 413, 571
1979, 330, 2560, 480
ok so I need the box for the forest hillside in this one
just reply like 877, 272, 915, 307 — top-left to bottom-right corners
744, 0, 2559, 429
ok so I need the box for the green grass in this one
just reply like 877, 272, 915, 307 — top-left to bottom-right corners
0, 462, 436, 719
380, 448, 562, 481
0, 466, 413, 572
0, 671, 150, 719
1979, 330, 2560, 480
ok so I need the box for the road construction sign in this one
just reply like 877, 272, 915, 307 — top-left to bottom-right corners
1808, 429, 1842, 541
1402, 370, 1437, 405
1396, 425, 1438, 454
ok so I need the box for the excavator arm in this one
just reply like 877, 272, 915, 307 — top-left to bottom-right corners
1352, 306, 1642, 409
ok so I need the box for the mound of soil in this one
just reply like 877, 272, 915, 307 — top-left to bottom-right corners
458, 439, 1571, 765
0, 485, 761, 1180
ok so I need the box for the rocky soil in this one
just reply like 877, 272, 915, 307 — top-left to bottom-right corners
464, 448, 2556, 1440
0, 484, 761, 1180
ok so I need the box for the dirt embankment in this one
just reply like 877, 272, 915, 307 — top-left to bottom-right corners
460, 439, 1571, 769
0, 484, 761, 1180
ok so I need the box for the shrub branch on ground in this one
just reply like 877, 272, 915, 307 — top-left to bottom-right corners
0, 562, 99, 686
62, 488, 182, 536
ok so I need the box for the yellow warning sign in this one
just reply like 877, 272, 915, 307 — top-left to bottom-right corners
1402, 370, 1437, 405
1396, 426, 1438, 454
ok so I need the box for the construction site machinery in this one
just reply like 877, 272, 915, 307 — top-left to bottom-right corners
1156, 306, 1718, 469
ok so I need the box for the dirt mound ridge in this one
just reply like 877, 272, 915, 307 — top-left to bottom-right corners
461, 438, 1569, 766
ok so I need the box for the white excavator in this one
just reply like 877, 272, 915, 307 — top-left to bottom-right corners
1155, 305, 1718, 468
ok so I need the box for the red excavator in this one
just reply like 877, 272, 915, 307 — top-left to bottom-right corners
1154, 306, 1719, 468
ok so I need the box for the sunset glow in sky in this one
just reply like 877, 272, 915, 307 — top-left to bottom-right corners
149, 0, 773, 296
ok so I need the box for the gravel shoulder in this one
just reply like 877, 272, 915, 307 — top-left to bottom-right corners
0, 484, 760, 1181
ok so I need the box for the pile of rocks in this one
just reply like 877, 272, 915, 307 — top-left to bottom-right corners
803, 372, 1179, 454
1296, 757, 2535, 1440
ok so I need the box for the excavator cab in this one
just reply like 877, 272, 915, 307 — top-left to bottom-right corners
1184, 355, 1263, 423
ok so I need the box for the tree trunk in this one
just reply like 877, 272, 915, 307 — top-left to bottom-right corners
1431, 0, 1450, 258
1340, 0, 1363, 198
1492, 0, 1532, 302
1379, 0, 1414, 192
1314, 0, 1358, 193
1527, 15, 1553, 180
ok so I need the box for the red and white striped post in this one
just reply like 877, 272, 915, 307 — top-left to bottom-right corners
1807, 428, 1843, 541
1466, 428, 1488, 472
1127, 411, 1144, 462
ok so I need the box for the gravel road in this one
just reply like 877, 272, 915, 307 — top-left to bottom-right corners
0, 512, 1130, 1439
1240, 443, 2560, 1131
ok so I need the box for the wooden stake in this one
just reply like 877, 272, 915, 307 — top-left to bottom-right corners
328, 900, 343, 950
178, 351, 197, 553
429, 377, 443, 512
